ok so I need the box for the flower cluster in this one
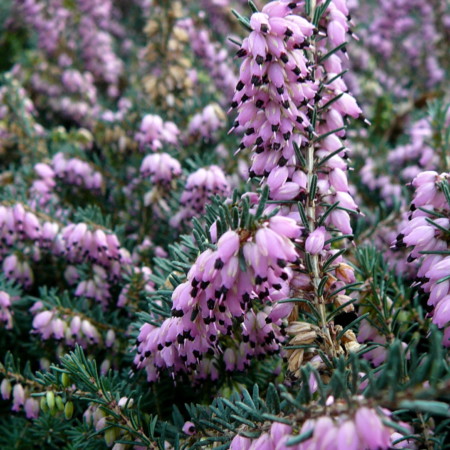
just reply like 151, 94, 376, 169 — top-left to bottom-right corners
232, 0, 361, 235
58, 223, 131, 279
170, 165, 230, 227
0, 204, 57, 287
31, 303, 118, 351
135, 114, 180, 152
52, 152, 102, 190
232, 0, 360, 175
61, 69, 97, 104
180, 18, 237, 102
140, 153, 182, 185
231, 4, 314, 176
359, 116, 443, 207
230, 405, 410, 449
230, 0, 362, 375
0, 379, 40, 419
393, 171, 450, 346
187, 104, 226, 143
77, 0, 124, 97
0, 202, 134, 296
356, 0, 447, 91
31, 153, 103, 207
13, 0, 70, 55
134, 216, 301, 381
30, 65, 100, 124
11, 0, 126, 123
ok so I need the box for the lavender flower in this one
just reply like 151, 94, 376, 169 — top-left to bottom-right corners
31, 305, 107, 348
135, 114, 180, 151
230, 405, 410, 449
140, 153, 182, 185
394, 171, 450, 345
230, 0, 362, 375
186, 104, 226, 143
134, 216, 301, 381
182, 421, 196, 435
355, 0, 447, 91
31, 153, 103, 206
170, 166, 230, 227
12, 383, 25, 412
0, 378, 12, 400
0, 290, 14, 329
180, 18, 237, 102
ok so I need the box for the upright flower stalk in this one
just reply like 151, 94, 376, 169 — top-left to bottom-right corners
231, 0, 362, 374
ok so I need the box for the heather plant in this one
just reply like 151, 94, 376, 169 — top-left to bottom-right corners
0, 0, 449, 449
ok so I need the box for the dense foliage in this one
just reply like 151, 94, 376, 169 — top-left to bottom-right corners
0, 0, 449, 448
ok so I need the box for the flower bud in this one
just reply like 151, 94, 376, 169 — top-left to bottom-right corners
40, 396, 49, 412
104, 427, 117, 447
118, 397, 134, 409
1, 379, 12, 400
61, 373, 71, 387
24, 397, 40, 419
105, 330, 116, 348
56, 395, 65, 411
64, 401, 74, 419
305, 226, 326, 255
46, 391, 55, 410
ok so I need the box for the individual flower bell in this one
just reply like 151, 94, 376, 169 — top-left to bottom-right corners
182, 421, 196, 435
230, 435, 252, 450
1, 378, 12, 400
12, 383, 25, 412
24, 397, 40, 419
354, 407, 392, 449
305, 226, 327, 255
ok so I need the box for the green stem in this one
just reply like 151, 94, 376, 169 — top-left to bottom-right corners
304, 0, 335, 355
